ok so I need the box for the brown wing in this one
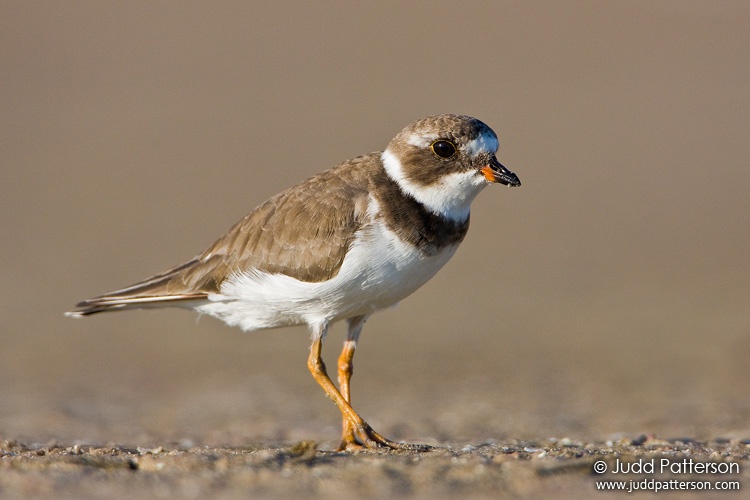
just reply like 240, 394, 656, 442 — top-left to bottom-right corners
179, 160, 370, 290
68, 155, 377, 316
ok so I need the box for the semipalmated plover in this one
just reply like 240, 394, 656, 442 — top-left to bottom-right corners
67, 114, 521, 451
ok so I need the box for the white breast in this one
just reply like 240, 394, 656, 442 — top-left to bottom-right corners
195, 197, 459, 333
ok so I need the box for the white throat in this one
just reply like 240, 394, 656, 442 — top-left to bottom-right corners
381, 149, 487, 223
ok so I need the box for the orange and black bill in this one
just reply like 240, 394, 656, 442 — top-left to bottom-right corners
481, 157, 521, 187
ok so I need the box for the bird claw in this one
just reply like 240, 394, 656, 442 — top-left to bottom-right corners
341, 423, 432, 452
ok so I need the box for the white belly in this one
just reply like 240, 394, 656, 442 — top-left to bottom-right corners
194, 219, 459, 332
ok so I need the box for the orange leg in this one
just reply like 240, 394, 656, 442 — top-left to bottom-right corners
307, 322, 430, 452
336, 316, 365, 450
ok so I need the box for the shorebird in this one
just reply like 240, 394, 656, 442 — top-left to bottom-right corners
67, 114, 521, 451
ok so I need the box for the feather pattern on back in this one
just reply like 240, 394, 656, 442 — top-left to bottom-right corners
70, 155, 377, 315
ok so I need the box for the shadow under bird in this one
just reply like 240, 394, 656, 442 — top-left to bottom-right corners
67, 114, 521, 451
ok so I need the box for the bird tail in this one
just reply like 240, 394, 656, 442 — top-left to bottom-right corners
65, 294, 208, 317
65, 259, 210, 317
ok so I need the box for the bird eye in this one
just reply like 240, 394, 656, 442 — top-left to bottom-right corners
430, 140, 457, 159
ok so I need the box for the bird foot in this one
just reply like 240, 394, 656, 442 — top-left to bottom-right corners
338, 423, 433, 452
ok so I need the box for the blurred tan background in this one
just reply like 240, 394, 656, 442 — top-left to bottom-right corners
2, 1, 749, 449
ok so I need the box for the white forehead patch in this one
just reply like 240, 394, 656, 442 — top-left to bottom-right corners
466, 132, 499, 156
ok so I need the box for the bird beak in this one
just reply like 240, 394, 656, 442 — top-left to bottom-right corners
481, 156, 521, 187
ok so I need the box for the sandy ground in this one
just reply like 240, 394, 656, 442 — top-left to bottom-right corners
2, 438, 749, 499
2, 1, 750, 498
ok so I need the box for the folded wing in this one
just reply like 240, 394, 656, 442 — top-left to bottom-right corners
67, 156, 374, 317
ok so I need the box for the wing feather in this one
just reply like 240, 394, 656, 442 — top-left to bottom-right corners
67, 154, 377, 316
